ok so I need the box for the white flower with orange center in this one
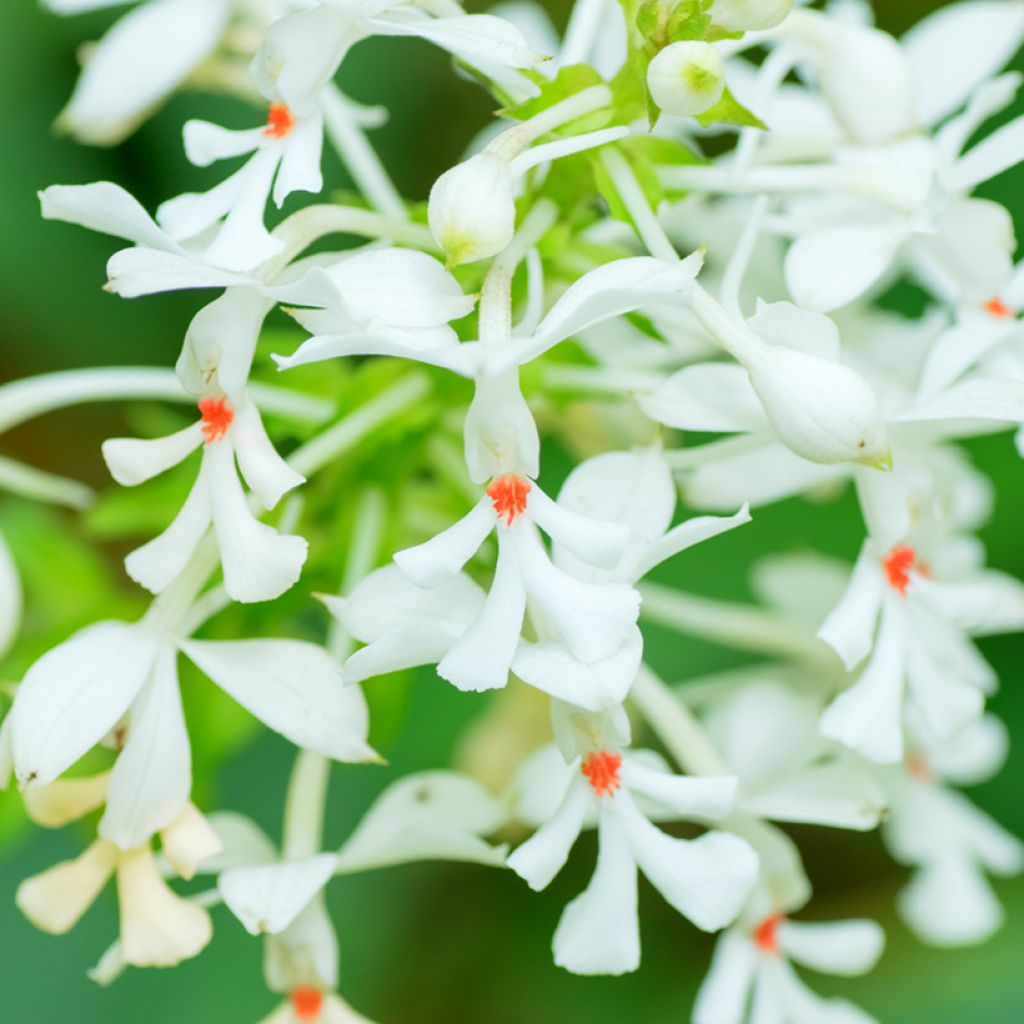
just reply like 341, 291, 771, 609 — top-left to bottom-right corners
507, 731, 757, 975
817, 532, 1024, 763
693, 891, 885, 1024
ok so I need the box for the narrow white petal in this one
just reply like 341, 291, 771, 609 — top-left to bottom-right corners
553, 808, 640, 976
507, 776, 591, 890
219, 855, 337, 935
273, 109, 325, 208
780, 919, 885, 976
181, 638, 374, 762
230, 401, 305, 510
336, 771, 507, 873
0, 530, 22, 660
160, 803, 223, 880
621, 795, 757, 931
393, 498, 494, 588
621, 760, 736, 821
12, 622, 159, 787
183, 121, 262, 168
631, 506, 751, 582
100, 647, 191, 850
118, 846, 212, 967
102, 421, 204, 487
40, 182, 172, 249
817, 544, 885, 671
528, 485, 629, 571
898, 858, 1004, 946
693, 930, 757, 1024
105, 246, 251, 298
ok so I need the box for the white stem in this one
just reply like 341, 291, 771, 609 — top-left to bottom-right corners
321, 85, 407, 220
485, 84, 613, 162
599, 147, 679, 262
508, 126, 629, 177
0, 456, 93, 509
719, 194, 768, 317
690, 283, 764, 364
631, 665, 728, 776
282, 747, 331, 861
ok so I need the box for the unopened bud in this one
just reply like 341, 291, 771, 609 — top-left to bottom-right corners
712, 0, 793, 32
428, 153, 517, 267
745, 346, 891, 467
647, 41, 726, 118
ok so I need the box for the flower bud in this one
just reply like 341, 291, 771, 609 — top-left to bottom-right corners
712, 0, 793, 32
647, 42, 726, 118
428, 153, 517, 267
744, 346, 891, 467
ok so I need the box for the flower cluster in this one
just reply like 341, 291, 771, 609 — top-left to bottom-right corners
2, 0, 1023, 1021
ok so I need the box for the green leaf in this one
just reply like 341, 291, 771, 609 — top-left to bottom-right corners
502, 64, 610, 134
591, 140, 664, 228
696, 85, 767, 129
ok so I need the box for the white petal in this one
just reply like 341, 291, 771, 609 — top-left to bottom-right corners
517, 527, 640, 664
335, 771, 507, 873
904, 633, 985, 744
621, 760, 736, 821
100, 647, 190, 850
273, 109, 325, 208
507, 775, 591, 890
322, 249, 475, 327
160, 803, 223, 880
40, 182, 173, 249
16, 839, 117, 934
105, 246, 250, 298
12, 621, 159, 788
58, 0, 228, 146
510, 255, 701, 367
632, 506, 752, 582
180, 638, 375, 762
274, 326, 469, 374
950, 113, 1024, 191
898, 858, 1004, 946
917, 314, 1015, 399
197, 811, 279, 873
510, 628, 641, 710
785, 224, 908, 313
371, 13, 542, 70
770, 957, 877, 1024
743, 762, 886, 832
639, 363, 768, 432
780, 919, 885, 976
748, 300, 842, 360
124, 460, 212, 595
118, 845, 212, 967
820, 603, 907, 764
0, 530, 22, 660
436, 532, 527, 691
817, 543, 884, 671
219, 854, 337, 935
231, 400, 305, 510
552, 808, 640, 976
528, 484, 629, 571
393, 497, 494, 588
622, 795, 758, 931
206, 440, 307, 603
899, 377, 1024, 427
929, 714, 1009, 785
183, 121, 263, 167
903, 1, 1024, 127
693, 930, 757, 1024
102, 421, 204, 487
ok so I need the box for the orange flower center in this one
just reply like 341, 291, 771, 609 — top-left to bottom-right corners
984, 297, 1013, 318
198, 396, 234, 443
265, 102, 295, 139
487, 474, 531, 525
753, 913, 784, 954
581, 750, 622, 797
882, 545, 916, 595
290, 988, 324, 1022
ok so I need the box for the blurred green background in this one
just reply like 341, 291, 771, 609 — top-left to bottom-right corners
1, 1, 1023, 1021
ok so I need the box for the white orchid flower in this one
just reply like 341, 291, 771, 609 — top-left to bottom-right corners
155, 101, 325, 273
507, 722, 758, 975
15, 780, 220, 968
881, 715, 1024, 947
693, 889, 885, 1024
10, 616, 375, 851
818, 532, 1024, 763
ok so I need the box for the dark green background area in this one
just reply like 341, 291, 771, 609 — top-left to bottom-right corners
1, 1, 1023, 1021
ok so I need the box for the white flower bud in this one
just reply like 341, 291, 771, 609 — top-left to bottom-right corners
647, 42, 726, 118
712, 0, 793, 32
428, 153, 517, 267
744, 346, 891, 467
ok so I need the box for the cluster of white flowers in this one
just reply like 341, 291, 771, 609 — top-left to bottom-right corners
2, 0, 1024, 1020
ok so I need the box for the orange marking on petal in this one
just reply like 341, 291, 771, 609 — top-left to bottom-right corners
265, 103, 295, 139
753, 913, 784, 954
984, 298, 1013, 318
198, 396, 234, 443
487, 474, 531, 525
882, 545, 916, 595
581, 750, 622, 797
290, 988, 324, 1022
906, 752, 933, 782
